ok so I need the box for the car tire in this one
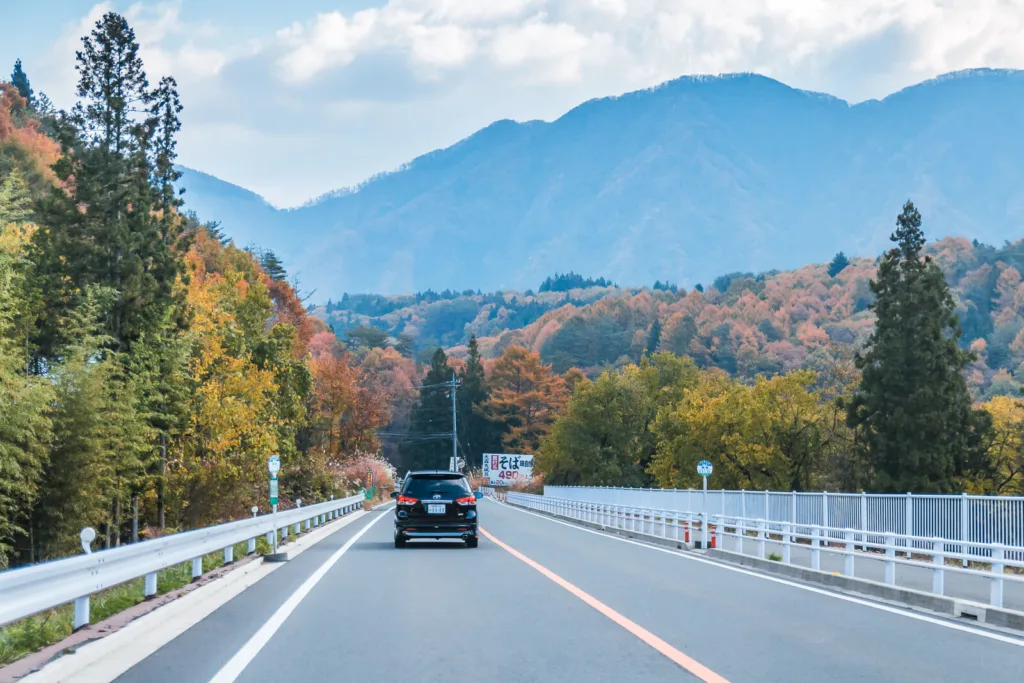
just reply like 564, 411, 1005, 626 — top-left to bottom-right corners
394, 536, 406, 548
465, 537, 478, 548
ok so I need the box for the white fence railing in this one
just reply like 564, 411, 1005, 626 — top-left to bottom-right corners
0, 494, 365, 629
545, 486, 1024, 561
510, 492, 1024, 609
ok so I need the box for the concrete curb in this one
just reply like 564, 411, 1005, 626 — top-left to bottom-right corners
504, 499, 1024, 634
707, 548, 1024, 632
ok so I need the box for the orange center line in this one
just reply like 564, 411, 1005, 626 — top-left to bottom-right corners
479, 527, 731, 683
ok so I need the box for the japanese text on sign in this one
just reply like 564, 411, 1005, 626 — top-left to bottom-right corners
482, 453, 533, 487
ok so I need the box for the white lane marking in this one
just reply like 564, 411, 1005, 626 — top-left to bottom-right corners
19, 509, 373, 683
208, 508, 392, 683
488, 499, 1024, 648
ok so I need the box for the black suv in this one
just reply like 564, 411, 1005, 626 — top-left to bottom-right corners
391, 470, 482, 548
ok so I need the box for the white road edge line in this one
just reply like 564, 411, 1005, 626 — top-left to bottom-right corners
487, 498, 1024, 648
18, 507, 375, 683
207, 506, 392, 683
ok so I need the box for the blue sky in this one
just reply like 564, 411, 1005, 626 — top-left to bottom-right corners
4, 1, 1023, 207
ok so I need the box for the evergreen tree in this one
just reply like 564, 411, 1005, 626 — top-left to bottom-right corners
828, 251, 850, 277
34, 11, 185, 356
399, 348, 454, 471
11, 59, 33, 105
847, 201, 991, 492
260, 249, 287, 282
458, 335, 501, 469
645, 318, 662, 355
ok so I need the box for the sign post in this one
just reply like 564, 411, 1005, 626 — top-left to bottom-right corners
364, 469, 376, 500
697, 460, 713, 548
268, 455, 280, 554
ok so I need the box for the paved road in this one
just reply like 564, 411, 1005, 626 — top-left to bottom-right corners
117, 500, 1024, 683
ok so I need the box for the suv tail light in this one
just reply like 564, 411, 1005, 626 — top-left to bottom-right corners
397, 495, 418, 505
456, 496, 476, 505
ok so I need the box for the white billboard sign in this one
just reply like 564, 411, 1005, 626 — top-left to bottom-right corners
483, 453, 533, 487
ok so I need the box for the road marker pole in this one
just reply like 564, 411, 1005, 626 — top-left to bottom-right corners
697, 460, 713, 548
268, 455, 280, 555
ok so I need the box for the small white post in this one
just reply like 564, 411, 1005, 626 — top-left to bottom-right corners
811, 527, 821, 571
305, 518, 311, 531
73, 596, 90, 630
757, 520, 766, 559
192, 557, 203, 580
990, 544, 1004, 608
224, 545, 234, 564
884, 533, 896, 585
660, 513, 667, 538
247, 537, 256, 554
735, 517, 744, 553
960, 492, 969, 567
782, 523, 791, 564
932, 539, 945, 595
144, 571, 158, 597
844, 531, 855, 576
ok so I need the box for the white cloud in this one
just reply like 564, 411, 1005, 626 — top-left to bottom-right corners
277, 10, 380, 82
268, 0, 1024, 98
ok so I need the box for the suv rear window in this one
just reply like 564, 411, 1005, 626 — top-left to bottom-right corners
403, 475, 471, 500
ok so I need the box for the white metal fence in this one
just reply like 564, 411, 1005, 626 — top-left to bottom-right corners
544, 486, 1024, 561
509, 492, 1024, 609
0, 494, 365, 630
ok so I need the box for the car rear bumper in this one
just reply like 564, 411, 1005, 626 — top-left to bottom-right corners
395, 520, 477, 539
402, 531, 471, 538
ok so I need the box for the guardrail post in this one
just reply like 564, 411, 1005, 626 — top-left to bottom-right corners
735, 517, 744, 553
756, 520, 765, 558
932, 539, 945, 595
282, 523, 288, 539
192, 557, 202, 580
782, 523, 791, 564
144, 571, 158, 597
224, 545, 234, 564
884, 533, 896, 585
702, 513, 709, 549
811, 527, 821, 571
305, 518, 311, 531
990, 544, 1004, 608
844, 531, 854, 576
73, 596, 90, 630
660, 512, 667, 538
247, 537, 256, 554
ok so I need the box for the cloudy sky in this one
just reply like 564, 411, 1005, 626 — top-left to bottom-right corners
4, 0, 1024, 207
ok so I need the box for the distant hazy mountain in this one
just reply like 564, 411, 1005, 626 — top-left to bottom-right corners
178, 68, 1024, 298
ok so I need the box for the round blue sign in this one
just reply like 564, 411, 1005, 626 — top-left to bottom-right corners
697, 460, 713, 477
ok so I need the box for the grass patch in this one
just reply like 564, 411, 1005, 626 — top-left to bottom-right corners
0, 540, 260, 667
767, 552, 783, 562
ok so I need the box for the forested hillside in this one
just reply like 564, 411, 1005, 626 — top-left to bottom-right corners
480, 238, 1024, 401
0, 15, 394, 570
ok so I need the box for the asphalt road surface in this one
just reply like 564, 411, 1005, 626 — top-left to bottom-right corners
116, 499, 1024, 683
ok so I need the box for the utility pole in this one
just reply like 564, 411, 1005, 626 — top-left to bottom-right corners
451, 371, 458, 471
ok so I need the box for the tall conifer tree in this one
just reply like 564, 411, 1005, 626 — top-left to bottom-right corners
847, 201, 990, 492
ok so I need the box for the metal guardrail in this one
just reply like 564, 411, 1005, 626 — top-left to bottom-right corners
544, 485, 1024, 561
508, 492, 1024, 609
0, 494, 365, 629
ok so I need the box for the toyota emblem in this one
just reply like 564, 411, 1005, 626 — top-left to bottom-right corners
432, 494, 441, 500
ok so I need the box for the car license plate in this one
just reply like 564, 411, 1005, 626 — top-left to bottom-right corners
427, 504, 445, 515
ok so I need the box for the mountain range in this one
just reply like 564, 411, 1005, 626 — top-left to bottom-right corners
177, 68, 1024, 299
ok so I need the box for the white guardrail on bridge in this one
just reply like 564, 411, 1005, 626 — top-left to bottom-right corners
509, 492, 1024, 609
0, 494, 365, 630
544, 486, 1024, 562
